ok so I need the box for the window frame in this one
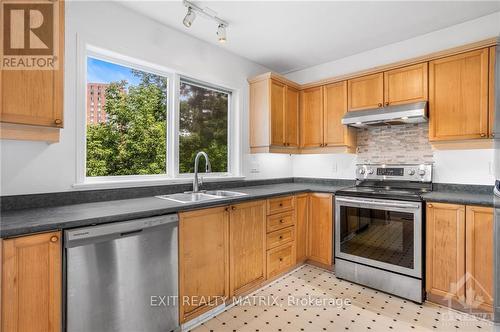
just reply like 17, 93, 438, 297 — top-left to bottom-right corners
75, 43, 240, 189
174, 76, 233, 178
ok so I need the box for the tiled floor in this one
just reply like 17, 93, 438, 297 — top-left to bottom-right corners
191, 265, 494, 332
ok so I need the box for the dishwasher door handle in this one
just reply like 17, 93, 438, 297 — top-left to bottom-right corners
65, 214, 178, 248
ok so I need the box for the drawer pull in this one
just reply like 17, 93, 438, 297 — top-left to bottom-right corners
279, 257, 283, 262
279, 235, 283, 240
50, 235, 58, 243
279, 203, 283, 207
279, 219, 284, 223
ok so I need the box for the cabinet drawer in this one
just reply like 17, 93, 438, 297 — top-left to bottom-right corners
267, 242, 295, 279
267, 196, 295, 215
267, 226, 294, 250
267, 211, 295, 233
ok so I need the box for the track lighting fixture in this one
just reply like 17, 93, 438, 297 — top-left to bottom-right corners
182, 0, 229, 43
183, 7, 196, 28
217, 24, 227, 43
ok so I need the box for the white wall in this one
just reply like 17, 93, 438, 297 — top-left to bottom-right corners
0, 1, 292, 196
287, 12, 500, 185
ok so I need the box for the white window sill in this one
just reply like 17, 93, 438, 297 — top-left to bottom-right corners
73, 175, 246, 190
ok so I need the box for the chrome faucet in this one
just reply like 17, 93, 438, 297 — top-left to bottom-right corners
193, 151, 211, 193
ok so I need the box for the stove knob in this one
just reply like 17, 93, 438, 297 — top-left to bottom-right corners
359, 169, 366, 175
368, 169, 374, 174
418, 169, 426, 176
408, 169, 415, 176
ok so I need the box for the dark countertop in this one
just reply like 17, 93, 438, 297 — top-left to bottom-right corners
1, 181, 495, 238
0, 183, 349, 238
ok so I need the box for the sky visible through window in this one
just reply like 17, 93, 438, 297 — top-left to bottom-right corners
87, 57, 141, 86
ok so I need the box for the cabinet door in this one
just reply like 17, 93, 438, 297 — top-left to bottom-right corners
179, 207, 229, 322
285, 86, 300, 147
489, 46, 496, 138
465, 206, 494, 312
300, 86, 324, 147
347, 73, 384, 111
384, 63, 428, 106
426, 203, 465, 301
323, 81, 351, 146
0, 0, 64, 128
429, 49, 489, 141
229, 200, 266, 296
295, 194, 309, 263
2, 231, 62, 332
270, 79, 286, 146
307, 193, 333, 266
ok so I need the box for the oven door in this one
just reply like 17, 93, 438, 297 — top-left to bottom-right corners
335, 196, 422, 278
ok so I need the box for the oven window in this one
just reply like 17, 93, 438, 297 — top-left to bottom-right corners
339, 206, 414, 269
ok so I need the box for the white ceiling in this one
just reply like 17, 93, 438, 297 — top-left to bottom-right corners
120, 1, 500, 73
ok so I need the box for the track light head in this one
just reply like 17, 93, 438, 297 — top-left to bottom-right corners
217, 24, 227, 43
183, 7, 196, 28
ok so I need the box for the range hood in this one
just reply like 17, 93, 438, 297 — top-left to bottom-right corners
342, 101, 428, 128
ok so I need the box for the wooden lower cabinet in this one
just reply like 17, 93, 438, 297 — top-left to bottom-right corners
179, 207, 229, 323
295, 194, 309, 263
229, 200, 266, 297
426, 202, 493, 313
465, 205, 494, 311
307, 193, 333, 266
2, 231, 62, 332
267, 243, 295, 279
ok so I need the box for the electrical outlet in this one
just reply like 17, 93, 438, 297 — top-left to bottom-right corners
332, 163, 338, 173
250, 161, 260, 173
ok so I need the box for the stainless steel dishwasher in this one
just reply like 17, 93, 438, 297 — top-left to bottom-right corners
65, 214, 179, 332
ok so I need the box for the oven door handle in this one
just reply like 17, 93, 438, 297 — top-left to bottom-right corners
335, 197, 421, 210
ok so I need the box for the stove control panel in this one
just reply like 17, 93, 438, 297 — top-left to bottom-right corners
356, 164, 432, 182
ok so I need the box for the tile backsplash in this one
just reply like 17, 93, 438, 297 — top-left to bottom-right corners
356, 123, 434, 164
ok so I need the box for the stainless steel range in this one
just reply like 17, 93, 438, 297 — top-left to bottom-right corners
334, 164, 432, 303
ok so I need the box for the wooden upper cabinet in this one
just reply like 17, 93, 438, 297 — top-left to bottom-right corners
285, 86, 300, 147
179, 207, 229, 322
2, 231, 62, 332
347, 73, 384, 111
295, 194, 308, 263
489, 46, 496, 138
465, 206, 494, 312
429, 48, 490, 141
300, 86, 324, 147
323, 81, 355, 147
307, 193, 333, 266
426, 203, 465, 301
229, 200, 266, 296
384, 63, 428, 106
0, 0, 64, 140
270, 80, 286, 146
249, 75, 300, 153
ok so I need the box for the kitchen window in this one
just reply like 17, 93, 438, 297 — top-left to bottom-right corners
178, 79, 230, 174
77, 46, 236, 187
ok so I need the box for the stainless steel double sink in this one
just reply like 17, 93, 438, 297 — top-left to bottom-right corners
155, 190, 247, 203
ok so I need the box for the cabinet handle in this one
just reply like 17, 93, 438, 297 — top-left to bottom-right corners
385, 102, 389, 106
225, 207, 229, 212
279, 257, 283, 262
54, 119, 62, 125
491, 133, 495, 138
480, 133, 486, 138
378, 103, 383, 107
279, 219, 284, 223
279, 203, 283, 207
50, 235, 59, 243
279, 235, 283, 240
428, 204, 433, 208
231, 206, 236, 210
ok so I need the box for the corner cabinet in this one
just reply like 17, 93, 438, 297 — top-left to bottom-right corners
0, 0, 65, 143
2, 231, 62, 332
429, 48, 491, 141
300, 83, 356, 152
249, 74, 300, 153
426, 202, 493, 313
